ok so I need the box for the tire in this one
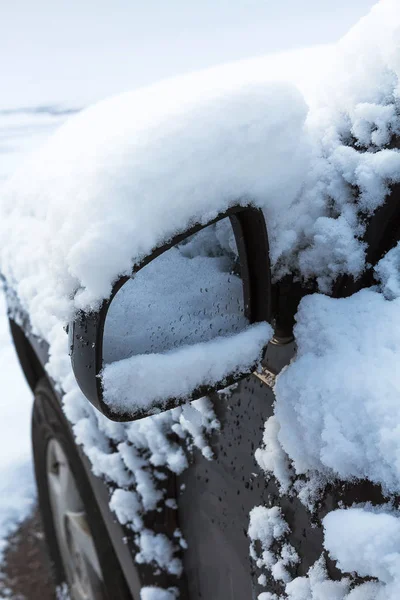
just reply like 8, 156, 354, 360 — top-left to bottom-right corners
32, 377, 132, 600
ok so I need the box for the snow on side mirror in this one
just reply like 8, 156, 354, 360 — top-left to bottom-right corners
70, 206, 272, 421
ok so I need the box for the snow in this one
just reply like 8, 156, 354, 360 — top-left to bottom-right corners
60, 374, 221, 575
0, 110, 68, 564
250, 505, 400, 600
102, 323, 270, 413
253, 0, 400, 502
324, 508, 400, 586
375, 241, 400, 299
271, 0, 400, 291
274, 289, 400, 493
248, 506, 298, 586
250, 2, 400, 597
253, 552, 353, 600
2, 0, 400, 596
135, 530, 182, 576
140, 587, 178, 600
0, 71, 310, 321
0, 293, 33, 483
322, 507, 400, 600
102, 224, 272, 413
0, 43, 335, 595
0, 65, 286, 581
0, 50, 311, 587
254, 415, 293, 495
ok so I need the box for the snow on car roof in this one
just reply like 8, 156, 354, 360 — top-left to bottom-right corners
0, 61, 312, 329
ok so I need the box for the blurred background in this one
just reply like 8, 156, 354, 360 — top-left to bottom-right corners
0, 0, 377, 597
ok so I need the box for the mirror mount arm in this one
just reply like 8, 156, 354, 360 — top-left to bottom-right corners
229, 208, 271, 324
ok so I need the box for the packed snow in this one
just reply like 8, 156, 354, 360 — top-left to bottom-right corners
274, 288, 400, 493
0, 72, 310, 322
323, 506, 400, 599
103, 322, 270, 413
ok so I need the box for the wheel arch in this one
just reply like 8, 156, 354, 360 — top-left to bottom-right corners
8, 318, 46, 391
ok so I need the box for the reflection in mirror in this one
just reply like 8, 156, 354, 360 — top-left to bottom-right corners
104, 218, 245, 362
101, 217, 271, 416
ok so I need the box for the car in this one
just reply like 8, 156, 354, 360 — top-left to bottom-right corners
2, 4, 400, 598
5, 179, 399, 600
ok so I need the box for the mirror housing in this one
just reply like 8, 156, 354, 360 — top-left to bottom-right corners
70, 205, 271, 421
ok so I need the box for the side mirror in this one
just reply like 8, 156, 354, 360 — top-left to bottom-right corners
70, 206, 272, 421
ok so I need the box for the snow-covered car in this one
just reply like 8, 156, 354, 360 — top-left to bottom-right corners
3, 1, 400, 599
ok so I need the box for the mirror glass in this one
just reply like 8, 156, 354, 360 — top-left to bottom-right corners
104, 218, 245, 362
101, 217, 268, 416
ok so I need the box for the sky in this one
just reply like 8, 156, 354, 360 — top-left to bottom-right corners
0, 0, 377, 109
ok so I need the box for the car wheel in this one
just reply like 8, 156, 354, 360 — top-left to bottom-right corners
32, 377, 132, 600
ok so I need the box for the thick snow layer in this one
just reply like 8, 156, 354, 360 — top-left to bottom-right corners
0, 0, 387, 329
103, 322, 270, 413
323, 507, 400, 599
324, 507, 400, 585
274, 0, 400, 291
274, 289, 400, 493
0, 68, 310, 329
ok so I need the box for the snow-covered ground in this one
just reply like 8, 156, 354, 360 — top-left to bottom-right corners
0, 291, 34, 559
